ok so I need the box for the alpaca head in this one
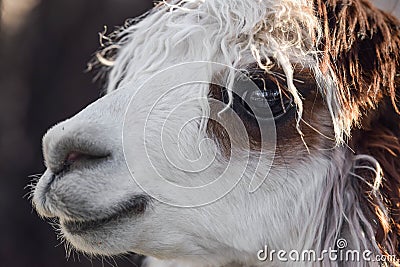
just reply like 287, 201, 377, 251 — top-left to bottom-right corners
32, 0, 400, 265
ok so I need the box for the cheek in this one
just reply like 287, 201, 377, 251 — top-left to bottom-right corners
275, 92, 335, 159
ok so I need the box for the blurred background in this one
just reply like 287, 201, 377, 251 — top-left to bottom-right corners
0, 0, 152, 266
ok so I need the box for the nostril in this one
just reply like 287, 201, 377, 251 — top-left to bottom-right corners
44, 139, 112, 176
42, 123, 116, 175
57, 151, 85, 175
53, 151, 111, 176
64, 151, 110, 166
66, 152, 83, 163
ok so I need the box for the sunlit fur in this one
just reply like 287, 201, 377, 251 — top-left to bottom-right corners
32, 0, 400, 266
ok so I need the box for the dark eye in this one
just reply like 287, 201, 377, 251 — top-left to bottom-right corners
230, 74, 294, 121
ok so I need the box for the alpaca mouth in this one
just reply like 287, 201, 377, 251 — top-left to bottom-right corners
61, 195, 150, 234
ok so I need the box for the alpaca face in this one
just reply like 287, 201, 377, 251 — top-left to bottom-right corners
33, 73, 334, 265
32, 0, 400, 265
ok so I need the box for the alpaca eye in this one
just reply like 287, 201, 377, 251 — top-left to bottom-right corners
232, 75, 294, 121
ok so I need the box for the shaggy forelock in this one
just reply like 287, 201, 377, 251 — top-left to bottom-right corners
95, 0, 400, 145
98, 0, 327, 138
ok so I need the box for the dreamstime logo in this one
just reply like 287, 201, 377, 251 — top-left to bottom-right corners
336, 238, 347, 249
122, 61, 277, 207
257, 238, 400, 264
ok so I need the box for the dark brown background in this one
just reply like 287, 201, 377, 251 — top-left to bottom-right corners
0, 0, 153, 266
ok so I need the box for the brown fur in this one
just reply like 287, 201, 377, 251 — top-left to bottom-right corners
316, 0, 400, 260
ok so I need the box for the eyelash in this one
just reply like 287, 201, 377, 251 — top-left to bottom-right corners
223, 72, 295, 123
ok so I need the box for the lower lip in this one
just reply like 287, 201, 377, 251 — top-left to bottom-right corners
61, 214, 120, 234
61, 195, 150, 234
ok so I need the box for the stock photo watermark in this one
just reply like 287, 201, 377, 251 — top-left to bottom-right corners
257, 238, 400, 264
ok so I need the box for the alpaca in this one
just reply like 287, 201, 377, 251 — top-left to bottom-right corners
32, 0, 400, 266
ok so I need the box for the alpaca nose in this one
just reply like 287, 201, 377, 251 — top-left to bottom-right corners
42, 120, 115, 176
